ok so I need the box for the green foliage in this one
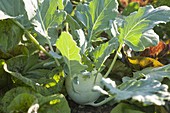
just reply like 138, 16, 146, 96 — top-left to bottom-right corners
92, 38, 119, 69
119, 5, 170, 51
0, 19, 23, 52
2, 87, 70, 113
75, 0, 118, 42
134, 64, 170, 82
38, 94, 70, 113
23, 0, 67, 45
102, 77, 170, 105
56, 32, 87, 76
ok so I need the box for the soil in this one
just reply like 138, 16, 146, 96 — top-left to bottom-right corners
67, 97, 113, 113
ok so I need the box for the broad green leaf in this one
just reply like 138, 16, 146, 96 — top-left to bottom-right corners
56, 32, 81, 62
56, 32, 87, 76
3, 55, 64, 95
7, 93, 37, 113
93, 38, 119, 69
134, 64, 170, 82
102, 78, 170, 105
23, 0, 67, 44
3, 62, 50, 95
1, 87, 42, 112
0, 0, 31, 26
38, 94, 71, 113
119, 5, 170, 51
111, 103, 144, 113
0, 19, 23, 52
75, 0, 118, 41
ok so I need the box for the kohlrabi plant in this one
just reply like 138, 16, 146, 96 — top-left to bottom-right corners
1, 0, 170, 112
54, 0, 170, 107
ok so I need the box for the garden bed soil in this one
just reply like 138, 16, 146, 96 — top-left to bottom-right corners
68, 97, 113, 113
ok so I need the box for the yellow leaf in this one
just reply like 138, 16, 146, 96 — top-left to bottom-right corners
128, 56, 163, 69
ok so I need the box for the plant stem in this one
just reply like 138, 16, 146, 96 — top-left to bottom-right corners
46, 37, 60, 66
104, 44, 123, 78
86, 96, 115, 107
12, 19, 60, 66
66, 22, 69, 33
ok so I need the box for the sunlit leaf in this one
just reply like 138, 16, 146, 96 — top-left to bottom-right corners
119, 5, 170, 51
22, 0, 67, 45
75, 0, 118, 41
56, 32, 87, 76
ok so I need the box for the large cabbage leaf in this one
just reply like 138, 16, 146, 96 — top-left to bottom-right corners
101, 77, 170, 106
133, 64, 170, 82
119, 5, 170, 51
1, 87, 70, 113
22, 0, 67, 45
56, 32, 87, 76
75, 0, 118, 42
3, 55, 64, 95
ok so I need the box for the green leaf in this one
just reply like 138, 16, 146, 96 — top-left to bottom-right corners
0, 19, 23, 52
38, 94, 71, 113
1, 87, 70, 113
102, 78, 170, 105
1, 87, 42, 112
3, 55, 64, 95
56, 32, 87, 76
111, 103, 144, 113
7, 93, 37, 113
23, 0, 67, 44
134, 64, 170, 82
75, 0, 118, 41
119, 5, 170, 51
0, 0, 31, 26
93, 38, 119, 69
56, 32, 81, 62
3, 62, 50, 95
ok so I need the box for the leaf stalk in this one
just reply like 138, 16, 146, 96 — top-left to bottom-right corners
104, 43, 123, 78
12, 19, 60, 66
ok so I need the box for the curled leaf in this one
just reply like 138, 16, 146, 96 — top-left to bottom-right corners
128, 56, 163, 69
